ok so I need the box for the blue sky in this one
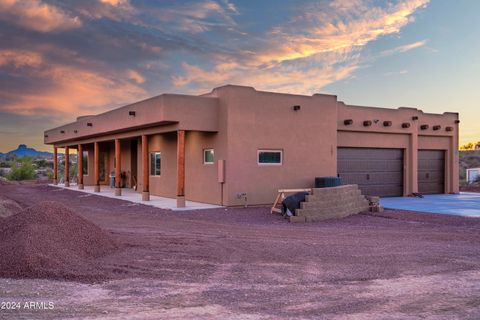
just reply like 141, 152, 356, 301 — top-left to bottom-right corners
0, 0, 478, 152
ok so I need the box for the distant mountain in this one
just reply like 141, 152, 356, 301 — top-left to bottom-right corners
2, 144, 53, 158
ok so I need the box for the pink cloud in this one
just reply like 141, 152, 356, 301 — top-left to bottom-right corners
0, 0, 82, 33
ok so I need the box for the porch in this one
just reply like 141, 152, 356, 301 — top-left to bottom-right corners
50, 183, 222, 211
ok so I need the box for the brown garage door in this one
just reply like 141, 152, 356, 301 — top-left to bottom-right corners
418, 150, 445, 194
337, 148, 404, 197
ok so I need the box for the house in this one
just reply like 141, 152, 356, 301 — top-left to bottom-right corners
467, 168, 480, 184
44, 85, 459, 207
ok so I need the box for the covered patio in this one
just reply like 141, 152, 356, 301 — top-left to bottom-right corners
50, 183, 222, 211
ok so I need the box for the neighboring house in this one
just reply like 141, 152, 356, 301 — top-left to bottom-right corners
44, 85, 460, 207
0, 168, 11, 176
467, 168, 480, 184
475, 144, 480, 150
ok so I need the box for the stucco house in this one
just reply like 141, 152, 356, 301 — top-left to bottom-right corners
44, 85, 459, 207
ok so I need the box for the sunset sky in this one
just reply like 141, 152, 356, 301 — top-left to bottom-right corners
0, 0, 479, 152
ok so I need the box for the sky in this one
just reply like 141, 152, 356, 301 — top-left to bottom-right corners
0, 0, 479, 152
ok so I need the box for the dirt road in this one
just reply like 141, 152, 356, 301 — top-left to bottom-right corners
1, 183, 480, 319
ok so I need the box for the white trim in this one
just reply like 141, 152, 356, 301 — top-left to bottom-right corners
257, 149, 283, 166
203, 148, 214, 165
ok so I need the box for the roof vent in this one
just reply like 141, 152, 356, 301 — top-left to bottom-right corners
363, 120, 372, 127
44, 134, 49, 138
402, 123, 411, 128
412, 116, 419, 121
87, 122, 93, 127
446, 126, 454, 132
292, 105, 301, 111
420, 124, 429, 130
383, 121, 392, 127
74, 130, 78, 133
433, 125, 441, 131
454, 120, 460, 124
60, 130, 65, 134
344, 119, 353, 125
129, 111, 136, 116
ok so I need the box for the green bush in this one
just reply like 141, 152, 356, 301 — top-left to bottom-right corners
7, 158, 36, 181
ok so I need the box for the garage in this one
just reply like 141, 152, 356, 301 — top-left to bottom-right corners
337, 147, 404, 197
418, 150, 445, 194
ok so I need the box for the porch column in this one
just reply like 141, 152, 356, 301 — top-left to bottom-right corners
64, 146, 70, 187
176, 130, 185, 208
94, 142, 100, 192
77, 144, 84, 190
115, 139, 122, 196
53, 146, 58, 185
141, 135, 149, 201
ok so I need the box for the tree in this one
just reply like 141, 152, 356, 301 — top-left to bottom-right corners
7, 157, 36, 181
460, 141, 480, 151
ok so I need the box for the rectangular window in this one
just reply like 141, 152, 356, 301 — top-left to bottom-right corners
150, 152, 161, 176
258, 149, 283, 165
82, 151, 88, 175
204, 149, 214, 164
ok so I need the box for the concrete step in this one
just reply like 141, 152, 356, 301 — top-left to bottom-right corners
304, 206, 368, 222
305, 189, 361, 202
311, 184, 359, 196
301, 195, 368, 209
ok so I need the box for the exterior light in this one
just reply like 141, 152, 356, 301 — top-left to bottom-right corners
433, 125, 441, 131
292, 105, 301, 111
420, 124, 429, 130
44, 134, 49, 138
412, 116, 418, 120
344, 119, 353, 125
60, 130, 65, 134
455, 120, 460, 124
383, 121, 392, 127
87, 122, 93, 127
363, 120, 372, 127
446, 126, 454, 132
129, 111, 136, 116
402, 123, 411, 128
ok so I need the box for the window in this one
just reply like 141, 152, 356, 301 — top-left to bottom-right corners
82, 151, 88, 175
258, 149, 282, 165
204, 149, 214, 164
150, 152, 161, 176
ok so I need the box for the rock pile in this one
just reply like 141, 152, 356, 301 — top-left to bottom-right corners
0, 201, 117, 282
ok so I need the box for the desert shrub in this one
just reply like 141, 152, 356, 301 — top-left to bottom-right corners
7, 158, 36, 181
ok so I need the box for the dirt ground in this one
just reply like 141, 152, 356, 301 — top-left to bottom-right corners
1, 183, 480, 320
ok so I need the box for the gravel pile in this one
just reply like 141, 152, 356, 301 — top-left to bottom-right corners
0, 196, 22, 218
0, 201, 117, 282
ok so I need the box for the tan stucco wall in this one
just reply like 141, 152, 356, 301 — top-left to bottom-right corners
46, 85, 459, 206
209, 86, 338, 206
337, 102, 459, 195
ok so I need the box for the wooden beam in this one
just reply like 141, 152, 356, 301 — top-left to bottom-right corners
64, 146, 70, 187
53, 146, 58, 185
115, 139, 121, 196
77, 144, 84, 189
141, 135, 149, 201
94, 141, 100, 192
176, 130, 185, 207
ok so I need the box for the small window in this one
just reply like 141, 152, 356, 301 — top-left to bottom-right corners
82, 151, 88, 175
150, 152, 161, 176
204, 149, 214, 164
258, 149, 282, 165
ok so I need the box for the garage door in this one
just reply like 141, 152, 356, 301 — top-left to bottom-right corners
418, 150, 445, 194
337, 148, 404, 197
